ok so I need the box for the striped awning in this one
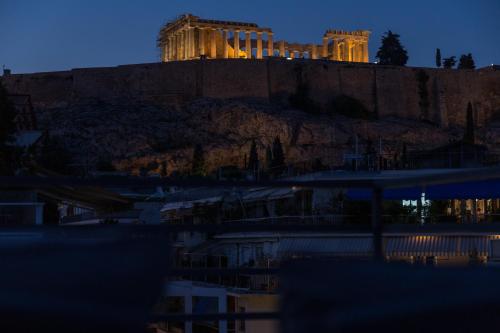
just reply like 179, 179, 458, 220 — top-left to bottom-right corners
385, 236, 490, 257
385, 236, 458, 257
458, 236, 490, 257
277, 235, 494, 258
277, 237, 373, 257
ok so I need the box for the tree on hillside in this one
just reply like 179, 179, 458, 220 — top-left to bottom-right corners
463, 102, 475, 144
270, 136, 286, 177
247, 140, 259, 175
191, 144, 206, 176
0, 82, 18, 175
435, 48, 442, 68
376, 30, 408, 66
443, 56, 457, 69
458, 53, 476, 69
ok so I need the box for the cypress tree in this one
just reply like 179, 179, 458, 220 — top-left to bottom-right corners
270, 136, 286, 176
376, 30, 409, 66
191, 144, 206, 176
247, 140, 259, 174
435, 48, 441, 68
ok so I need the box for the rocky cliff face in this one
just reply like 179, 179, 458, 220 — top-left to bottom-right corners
35, 96, 484, 175
2, 60, 500, 175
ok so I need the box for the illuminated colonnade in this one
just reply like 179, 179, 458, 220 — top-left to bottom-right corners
159, 14, 370, 63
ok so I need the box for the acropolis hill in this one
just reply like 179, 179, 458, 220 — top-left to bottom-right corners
1, 14, 500, 173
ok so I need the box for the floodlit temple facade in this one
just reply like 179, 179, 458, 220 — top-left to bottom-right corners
158, 14, 370, 63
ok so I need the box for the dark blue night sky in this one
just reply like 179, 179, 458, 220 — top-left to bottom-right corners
1, 0, 499, 73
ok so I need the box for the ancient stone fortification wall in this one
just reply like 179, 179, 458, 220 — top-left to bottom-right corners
3, 59, 500, 127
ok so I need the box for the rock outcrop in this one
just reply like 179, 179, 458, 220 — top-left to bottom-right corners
33, 97, 473, 175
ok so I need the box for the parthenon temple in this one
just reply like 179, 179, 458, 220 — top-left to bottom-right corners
158, 14, 371, 63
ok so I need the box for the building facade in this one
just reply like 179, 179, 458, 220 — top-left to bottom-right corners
158, 14, 370, 63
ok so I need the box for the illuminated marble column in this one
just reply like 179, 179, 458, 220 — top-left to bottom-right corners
311, 44, 317, 59
347, 40, 354, 61
245, 31, 252, 59
182, 30, 187, 60
174, 33, 181, 60
185, 29, 190, 59
267, 32, 274, 57
357, 43, 363, 62
165, 43, 169, 62
189, 28, 195, 58
256, 31, 263, 59
322, 36, 329, 58
342, 40, 348, 61
168, 36, 174, 61
161, 42, 166, 62
185, 29, 189, 59
233, 30, 240, 58
199, 28, 206, 56
347, 40, 353, 61
363, 41, 369, 62
170, 35, 174, 61
332, 39, 339, 61
222, 29, 229, 58
210, 28, 217, 58
176, 31, 182, 60
192, 28, 198, 58
175, 35, 179, 60
343, 40, 349, 61
185, 28, 190, 59
279, 41, 285, 57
